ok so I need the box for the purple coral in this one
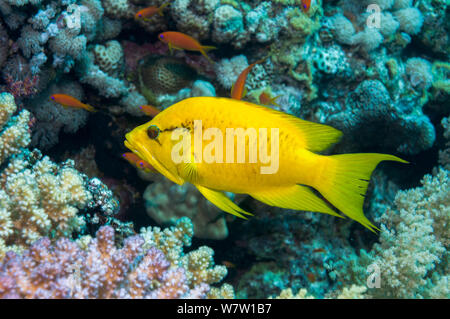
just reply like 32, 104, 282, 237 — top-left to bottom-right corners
0, 225, 214, 299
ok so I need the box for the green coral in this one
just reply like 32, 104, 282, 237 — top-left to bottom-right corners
432, 61, 450, 93
286, 7, 321, 38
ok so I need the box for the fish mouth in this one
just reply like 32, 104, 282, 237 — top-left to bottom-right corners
124, 135, 147, 164
124, 132, 184, 185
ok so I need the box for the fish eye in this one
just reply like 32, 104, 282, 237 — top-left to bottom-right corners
147, 125, 160, 139
139, 161, 144, 167
159, 34, 164, 39
51, 96, 55, 100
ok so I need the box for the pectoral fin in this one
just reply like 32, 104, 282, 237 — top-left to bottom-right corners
250, 185, 344, 218
195, 185, 253, 219
177, 161, 199, 184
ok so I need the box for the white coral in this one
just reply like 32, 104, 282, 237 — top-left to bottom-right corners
367, 168, 449, 298
215, 55, 248, 89
405, 57, 433, 90
171, 0, 220, 40
394, 7, 423, 35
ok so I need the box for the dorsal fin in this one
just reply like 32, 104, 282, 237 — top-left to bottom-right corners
242, 101, 343, 152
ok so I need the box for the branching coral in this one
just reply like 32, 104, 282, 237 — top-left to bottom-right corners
0, 152, 92, 259
0, 218, 234, 299
171, 0, 220, 40
0, 93, 30, 164
215, 54, 248, 90
0, 92, 115, 260
274, 285, 367, 299
360, 168, 449, 298
0, 0, 130, 96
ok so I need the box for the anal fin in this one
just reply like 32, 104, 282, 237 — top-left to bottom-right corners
196, 185, 253, 219
250, 185, 344, 218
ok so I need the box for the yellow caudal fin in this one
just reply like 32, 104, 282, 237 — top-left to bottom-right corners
196, 185, 253, 219
250, 185, 344, 218
313, 153, 408, 232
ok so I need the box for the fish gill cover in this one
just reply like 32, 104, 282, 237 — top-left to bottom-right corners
0, 0, 448, 300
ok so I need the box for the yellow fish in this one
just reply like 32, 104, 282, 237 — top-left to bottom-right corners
124, 97, 407, 232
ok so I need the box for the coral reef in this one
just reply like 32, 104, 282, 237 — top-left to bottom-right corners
0, 92, 90, 258
0, 151, 92, 259
405, 57, 433, 90
93, 40, 124, 76
215, 55, 248, 90
0, 23, 8, 69
439, 116, 450, 169
363, 168, 449, 298
321, 80, 435, 155
29, 79, 89, 149
143, 177, 230, 240
171, 0, 220, 40
274, 285, 367, 299
212, 4, 248, 48
0, 218, 234, 299
0, 92, 30, 164
0, 92, 123, 260
329, 163, 449, 299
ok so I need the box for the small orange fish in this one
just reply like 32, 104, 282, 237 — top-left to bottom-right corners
135, 3, 169, 20
301, 0, 311, 12
122, 152, 157, 173
50, 94, 96, 112
313, 248, 326, 253
231, 58, 266, 100
158, 31, 216, 63
140, 105, 161, 117
222, 261, 236, 268
307, 272, 316, 282
259, 91, 281, 107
